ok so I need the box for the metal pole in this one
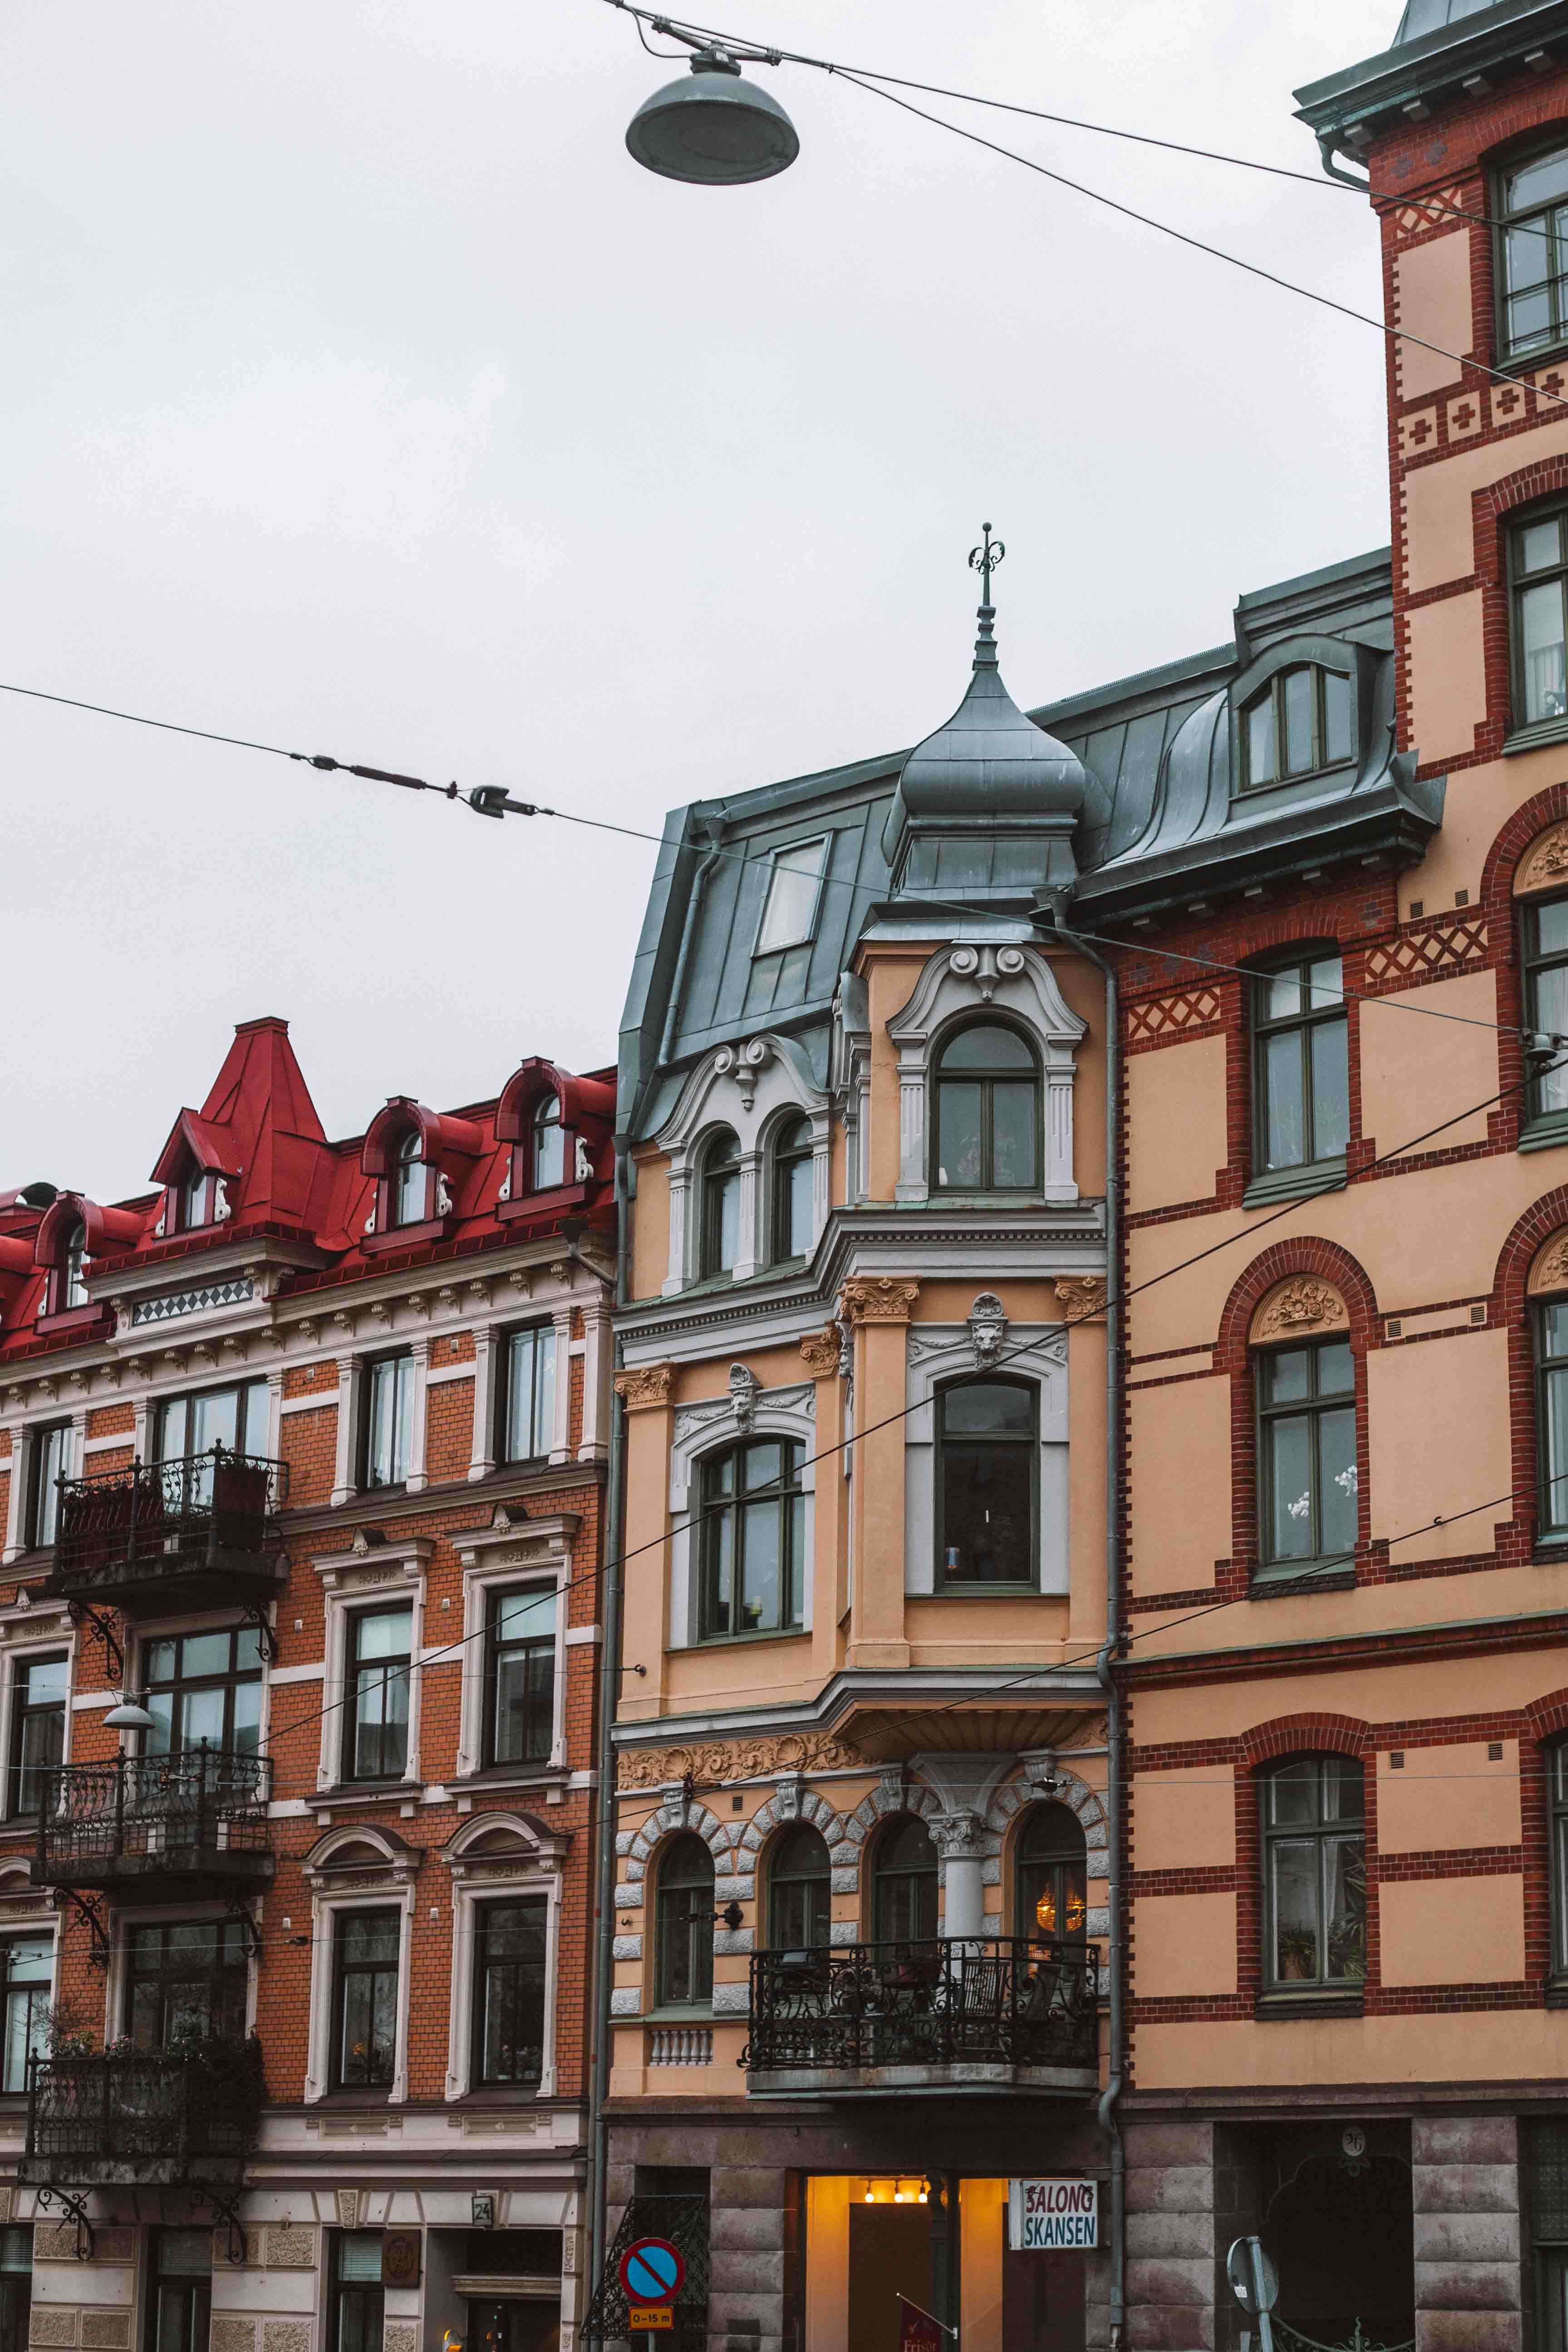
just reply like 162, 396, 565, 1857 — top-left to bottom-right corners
1250, 2242, 1275, 2352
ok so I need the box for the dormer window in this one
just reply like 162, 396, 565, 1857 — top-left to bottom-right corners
393, 1130, 427, 1228
1241, 665, 1353, 791
181, 1169, 211, 1230
61, 1222, 87, 1311
532, 1095, 565, 1190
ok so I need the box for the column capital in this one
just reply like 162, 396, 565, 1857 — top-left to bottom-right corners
838, 1277, 919, 1326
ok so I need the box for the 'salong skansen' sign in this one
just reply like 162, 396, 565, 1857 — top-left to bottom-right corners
1007, 2179, 1099, 2250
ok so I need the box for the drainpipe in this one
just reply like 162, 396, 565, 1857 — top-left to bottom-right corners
1315, 129, 1370, 191
1034, 894, 1124, 2352
659, 817, 727, 1068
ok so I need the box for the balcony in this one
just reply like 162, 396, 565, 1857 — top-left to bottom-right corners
742, 1936, 1099, 2097
20, 2038, 265, 2188
44, 1449, 287, 1615
32, 1750, 273, 1896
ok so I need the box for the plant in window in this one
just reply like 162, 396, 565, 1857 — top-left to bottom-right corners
933, 1022, 1041, 1192
1253, 952, 1348, 1175
1241, 666, 1354, 788
1261, 1756, 1366, 1990
1257, 1337, 1357, 1576
699, 1129, 742, 1279
755, 839, 827, 955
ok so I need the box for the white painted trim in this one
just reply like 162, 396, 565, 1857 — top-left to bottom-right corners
304, 1879, 416, 2105
667, 1383, 816, 1647
903, 1322, 1070, 1595
312, 1540, 433, 1792
452, 1515, 577, 1778
654, 1035, 829, 1293
424, 1361, 477, 1389
81, 1429, 134, 1455
441, 1812, 568, 2102
278, 1391, 336, 1417
404, 1338, 432, 1495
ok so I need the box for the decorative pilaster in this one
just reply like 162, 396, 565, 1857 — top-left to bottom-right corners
330, 1354, 362, 1507
615, 1364, 676, 1411
468, 1324, 499, 1481
403, 1338, 432, 1493
663, 1170, 692, 1296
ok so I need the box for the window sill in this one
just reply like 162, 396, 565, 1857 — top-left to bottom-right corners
309, 1779, 413, 1812
1504, 716, 1568, 758
1241, 1158, 1347, 1209
1546, 1974, 1568, 2010
315, 2087, 395, 2108
1250, 1559, 1355, 1597
1234, 757, 1356, 801
932, 1581, 1048, 1598
448, 1763, 568, 1795
457, 2082, 546, 2104
1519, 1111, 1568, 1155
641, 2006, 717, 2025
688, 1625, 809, 1651
1254, 1988, 1364, 2020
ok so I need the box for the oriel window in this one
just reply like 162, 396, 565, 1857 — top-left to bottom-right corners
1499, 145, 1568, 360
0, 1938, 50, 2093
362, 1354, 414, 1491
1261, 1756, 1366, 1989
1258, 1338, 1357, 1575
125, 1920, 248, 2049
699, 1130, 742, 1279
7, 1653, 67, 1818
770, 1116, 814, 1263
767, 1823, 831, 1952
1512, 509, 1568, 728
654, 1834, 714, 2008
484, 1586, 555, 1767
697, 1439, 805, 1640
936, 1378, 1037, 1587
1253, 952, 1349, 1174
473, 1896, 548, 2085
1240, 665, 1353, 788
332, 1910, 400, 2089
344, 1606, 412, 1782
532, 1095, 565, 1190
501, 1325, 556, 1464
933, 1021, 1040, 1192
872, 1815, 938, 1945
1015, 1803, 1087, 1943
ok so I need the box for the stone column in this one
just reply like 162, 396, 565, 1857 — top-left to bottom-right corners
1412, 2116, 1522, 2352
1124, 2118, 1216, 2352
914, 1752, 1013, 1941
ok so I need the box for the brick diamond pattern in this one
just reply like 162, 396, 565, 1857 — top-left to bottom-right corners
1127, 987, 1222, 1042
1362, 917, 1489, 993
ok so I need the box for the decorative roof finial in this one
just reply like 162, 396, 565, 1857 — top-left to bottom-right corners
967, 522, 1005, 669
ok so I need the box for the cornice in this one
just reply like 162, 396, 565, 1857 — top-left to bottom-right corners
611, 1665, 1105, 1751
281, 1461, 605, 1542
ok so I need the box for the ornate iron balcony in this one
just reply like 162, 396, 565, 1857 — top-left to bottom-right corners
743, 1935, 1099, 2092
44, 1449, 287, 1613
32, 1748, 273, 1893
20, 2038, 265, 2188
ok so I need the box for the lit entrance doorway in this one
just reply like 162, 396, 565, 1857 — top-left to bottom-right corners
805, 2177, 1086, 2352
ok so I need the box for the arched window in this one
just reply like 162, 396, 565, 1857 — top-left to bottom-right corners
655, 1833, 715, 2008
1539, 1291, 1568, 1535
767, 1823, 831, 1951
936, 1377, 1037, 1587
872, 1815, 938, 1945
699, 1129, 742, 1279
532, 1095, 565, 1190
1256, 1335, 1356, 1580
1014, 1803, 1087, 1943
697, 1439, 805, 1640
1240, 665, 1353, 789
1260, 1755, 1366, 1990
933, 1022, 1040, 1192
393, 1129, 426, 1227
181, 1168, 210, 1231
1523, 892, 1568, 1123
770, 1116, 814, 1264
61, 1221, 87, 1311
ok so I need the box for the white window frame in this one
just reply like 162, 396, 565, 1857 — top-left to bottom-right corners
2, 1418, 80, 1563
0, 1608, 74, 1819
452, 1514, 578, 1781
441, 1812, 570, 2101
312, 1540, 433, 1793
301, 1841, 418, 2105
0, 1870, 59, 2090
904, 1321, 1071, 1597
667, 1383, 816, 1648
654, 1035, 830, 1295
753, 836, 830, 957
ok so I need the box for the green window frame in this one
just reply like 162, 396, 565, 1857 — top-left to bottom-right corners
769, 1115, 814, 1264
766, 1823, 831, 1952
697, 1439, 805, 1640
1540, 1299, 1568, 1538
1260, 1755, 1366, 1990
871, 1814, 938, 1944
654, 1833, 714, 2008
1499, 142, 1568, 362
1524, 893, 1568, 1129
931, 1020, 1042, 1193
935, 1376, 1038, 1590
1548, 1748, 1568, 1975
1239, 665, 1354, 791
1511, 507, 1568, 732
1252, 951, 1349, 1178
698, 1129, 742, 1280
1256, 1336, 1357, 1579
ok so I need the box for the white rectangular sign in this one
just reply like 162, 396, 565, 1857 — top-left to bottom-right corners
1008, 2178, 1098, 2251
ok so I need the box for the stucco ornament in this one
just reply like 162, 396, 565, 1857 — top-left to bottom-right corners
1516, 821, 1568, 896
1529, 1229, 1568, 1296
614, 1363, 676, 1409
616, 1729, 866, 1791
967, 1292, 1008, 1366
728, 1362, 759, 1431
1054, 1276, 1107, 1322
713, 1036, 774, 1110
839, 1276, 919, 1326
799, 1326, 841, 1376
1251, 1277, 1350, 1343
929, 1808, 987, 1860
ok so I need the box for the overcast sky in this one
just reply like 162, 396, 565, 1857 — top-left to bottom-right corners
4, 0, 1395, 1202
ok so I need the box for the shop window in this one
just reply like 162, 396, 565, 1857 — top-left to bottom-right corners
330, 2235, 384, 2352
1524, 895, 1568, 1124
331, 1911, 400, 2090
1500, 146, 1568, 361
766, 1823, 831, 1951
483, 1587, 555, 1767
500, 1325, 556, 1464
343, 1607, 413, 1783
27, 1424, 69, 1551
697, 1439, 805, 1640
145, 2229, 212, 2352
532, 1095, 565, 1190
125, 1920, 248, 2049
143, 1626, 262, 1765
1257, 1337, 1357, 1581
6, 1653, 66, 1818
1260, 1756, 1366, 1992
936, 1378, 1037, 1587
472, 1896, 548, 2086
0, 1937, 50, 2092
362, 1354, 414, 1491
1253, 951, 1348, 1179
1240, 665, 1354, 788
699, 1130, 742, 1280
872, 1815, 938, 1945
769, 1115, 814, 1263
1513, 506, 1568, 728
932, 1021, 1041, 1193
1014, 1803, 1087, 1942
654, 1834, 714, 2009
0, 2225, 31, 2352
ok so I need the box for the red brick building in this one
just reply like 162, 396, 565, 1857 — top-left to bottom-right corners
0, 1016, 615, 2352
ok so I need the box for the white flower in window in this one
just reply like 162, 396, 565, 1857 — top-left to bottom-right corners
1287, 1491, 1312, 1521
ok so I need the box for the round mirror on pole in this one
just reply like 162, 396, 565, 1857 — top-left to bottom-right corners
625, 49, 800, 184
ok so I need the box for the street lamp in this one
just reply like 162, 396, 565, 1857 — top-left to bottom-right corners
625, 33, 799, 185
103, 1693, 158, 1734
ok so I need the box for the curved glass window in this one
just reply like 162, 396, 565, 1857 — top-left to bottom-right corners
771, 1116, 813, 1263
936, 1377, 1037, 1587
1253, 951, 1348, 1174
767, 1823, 831, 1952
62, 1222, 87, 1311
533, 1095, 565, 1190
933, 1022, 1040, 1192
698, 1438, 804, 1640
700, 1129, 742, 1278
1241, 665, 1353, 789
872, 1815, 939, 1945
1015, 1802, 1087, 1943
1261, 1756, 1366, 1989
393, 1129, 426, 1227
655, 1833, 715, 2008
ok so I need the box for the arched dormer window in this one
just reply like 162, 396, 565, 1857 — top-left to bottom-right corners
33, 1193, 142, 1322
699, 1129, 742, 1279
1240, 664, 1353, 791
1015, 1802, 1086, 1943
532, 1095, 565, 1191
61, 1220, 87, 1311
393, 1129, 428, 1228
933, 1021, 1040, 1193
769, 1115, 813, 1264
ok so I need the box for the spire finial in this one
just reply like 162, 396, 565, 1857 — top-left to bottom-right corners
967, 522, 1005, 668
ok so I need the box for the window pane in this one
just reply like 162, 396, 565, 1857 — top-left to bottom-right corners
940, 1436, 1033, 1582
783, 1152, 813, 1257
1509, 284, 1556, 352
339, 2238, 385, 2285
1307, 955, 1343, 1008
1520, 579, 1568, 722
1546, 1305, 1568, 1362
991, 1081, 1038, 1188
1522, 518, 1565, 574
1282, 668, 1315, 775
1264, 1347, 1312, 1404
707, 1510, 734, 1637
1317, 1341, 1353, 1396
1536, 899, 1568, 957
533, 1100, 565, 1189
739, 1499, 782, 1631
1271, 1838, 1320, 1979
939, 1024, 1035, 1071
1267, 1414, 1315, 1560
1265, 970, 1303, 1022
1508, 150, 1568, 212
1536, 962, 1568, 1114
1323, 671, 1353, 765
756, 840, 826, 954
943, 1382, 1033, 1436
1310, 1018, 1350, 1160
1248, 692, 1277, 785
505, 1328, 556, 1461
1317, 1407, 1358, 1556
1263, 1031, 1306, 1169
1323, 1835, 1366, 1979
936, 1082, 984, 1188
742, 1444, 783, 1494
1322, 1758, 1364, 1821
356, 1610, 411, 1662
713, 1170, 740, 1270
1547, 1364, 1568, 1529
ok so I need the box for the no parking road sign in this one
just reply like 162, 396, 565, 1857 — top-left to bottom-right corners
620, 2239, 686, 2310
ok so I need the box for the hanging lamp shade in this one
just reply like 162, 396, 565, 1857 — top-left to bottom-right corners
626, 50, 800, 185
103, 1694, 158, 1733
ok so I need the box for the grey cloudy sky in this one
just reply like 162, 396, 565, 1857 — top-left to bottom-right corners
5, 0, 1393, 1202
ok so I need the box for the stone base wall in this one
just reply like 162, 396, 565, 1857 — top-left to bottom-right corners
1412, 2118, 1523, 2352
1125, 2122, 1217, 2352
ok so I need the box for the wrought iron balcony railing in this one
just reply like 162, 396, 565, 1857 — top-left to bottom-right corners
743, 1936, 1098, 2085
45, 1448, 287, 1609
20, 2038, 265, 2188
33, 1748, 273, 1891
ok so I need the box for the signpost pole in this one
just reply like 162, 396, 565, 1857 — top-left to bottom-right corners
1249, 2243, 1274, 2352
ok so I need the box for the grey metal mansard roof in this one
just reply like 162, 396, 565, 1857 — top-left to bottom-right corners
617, 545, 1443, 1142
1295, 0, 1568, 169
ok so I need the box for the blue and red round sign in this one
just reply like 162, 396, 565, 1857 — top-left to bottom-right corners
619, 2239, 685, 2306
